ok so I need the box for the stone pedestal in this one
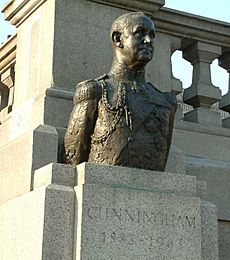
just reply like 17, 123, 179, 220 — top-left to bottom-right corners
0, 162, 219, 260
74, 163, 219, 260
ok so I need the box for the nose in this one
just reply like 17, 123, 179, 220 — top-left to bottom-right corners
143, 35, 151, 44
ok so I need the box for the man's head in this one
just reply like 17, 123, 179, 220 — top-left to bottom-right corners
110, 12, 156, 70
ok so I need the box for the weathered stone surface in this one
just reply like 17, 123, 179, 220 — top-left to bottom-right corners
34, 162, 76, 189
42, 184, 75, 260
87, 0, 165, 14
31, 124, 59, 189
76, 163, 197, 195
201, 200, 219, 260
0, 163, 76, 260
0, 187, 46, 260
0, 161, 220, 260
196, 180, 207, 200
185, 156, 230, 221
73, 163, 209, 260
44, 88, 74, 128
172, 120, 230, 162
165, 145, 185, 174
0, 131, 33, 204
183, 107, 222, 127
75, 184, 201, 260
32, 124, 58, 172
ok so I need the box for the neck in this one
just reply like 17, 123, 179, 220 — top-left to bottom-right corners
109, 61, 146, 82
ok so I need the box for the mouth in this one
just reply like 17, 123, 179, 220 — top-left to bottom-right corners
139, 48, 153, 55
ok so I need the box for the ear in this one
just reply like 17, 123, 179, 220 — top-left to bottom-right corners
112, 31, 123, 48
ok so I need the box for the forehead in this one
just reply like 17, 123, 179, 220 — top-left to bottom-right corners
126, 16, 155, 31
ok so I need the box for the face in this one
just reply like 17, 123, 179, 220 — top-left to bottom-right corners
117, 16, 155, 69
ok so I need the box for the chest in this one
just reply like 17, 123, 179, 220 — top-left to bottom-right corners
97, 84, 171, 129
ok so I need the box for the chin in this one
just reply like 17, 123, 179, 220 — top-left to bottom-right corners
137, 55, 152, 64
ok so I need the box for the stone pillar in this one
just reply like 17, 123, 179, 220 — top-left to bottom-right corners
170, 38, 183, 120
151, 34, 182, 93
219, 52, 230, 128
182, 42, 222, 126
170, 38, 183, 96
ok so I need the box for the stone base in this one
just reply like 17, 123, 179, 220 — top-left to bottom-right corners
74, 163, 219, 260
0, 163, 219, 260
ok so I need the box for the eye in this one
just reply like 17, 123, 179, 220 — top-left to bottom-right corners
133, 28, 145, 36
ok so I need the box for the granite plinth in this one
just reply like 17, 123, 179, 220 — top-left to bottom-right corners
0, 163, 219, 260
74, 163, 218, 260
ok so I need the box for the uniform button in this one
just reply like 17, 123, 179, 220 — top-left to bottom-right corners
128, 136, 133, 142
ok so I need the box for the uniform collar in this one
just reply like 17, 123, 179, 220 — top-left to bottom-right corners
109, 61, 145, 83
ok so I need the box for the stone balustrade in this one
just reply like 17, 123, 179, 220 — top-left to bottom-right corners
1, 0, 229, 129
182, 42, 222, 126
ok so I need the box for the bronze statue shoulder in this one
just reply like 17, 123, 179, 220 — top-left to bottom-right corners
73, 76, 106, 104
148, 82, 177, 108
163, 91, 177, 109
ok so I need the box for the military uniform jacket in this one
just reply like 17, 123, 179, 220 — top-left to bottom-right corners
64, 76, 177, 171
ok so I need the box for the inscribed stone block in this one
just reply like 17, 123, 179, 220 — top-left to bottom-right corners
74, 163, 203, 260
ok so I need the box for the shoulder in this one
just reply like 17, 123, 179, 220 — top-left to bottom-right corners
148, 82, 177, 108
163, 92, 177, 108
74, 76, 105, 103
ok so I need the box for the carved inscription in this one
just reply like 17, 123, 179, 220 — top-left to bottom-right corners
86, 206, 196, 229
101, 231, 186, 249
83, 205, 198, 253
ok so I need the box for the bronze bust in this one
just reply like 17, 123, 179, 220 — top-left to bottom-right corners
64, 12, 177, 171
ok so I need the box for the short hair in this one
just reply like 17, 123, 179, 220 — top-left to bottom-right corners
110, 12, 153, 36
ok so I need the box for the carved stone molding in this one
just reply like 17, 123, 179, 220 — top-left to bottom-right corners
2, 0, 47, 27
0, 34, 16, 74
153, 8, 230, 48
86, 0, 230, 48
87, 0, 165, 13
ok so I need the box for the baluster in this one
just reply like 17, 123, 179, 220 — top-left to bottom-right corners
219, 52, 230, 128
182, 42, 222, 126
170, 37, 183, 120
170, 38, 183, 95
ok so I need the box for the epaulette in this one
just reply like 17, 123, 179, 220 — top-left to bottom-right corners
74, 79, 102, 104
95, 74, 108, 81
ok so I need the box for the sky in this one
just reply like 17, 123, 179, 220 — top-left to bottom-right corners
0, 0, 229, 94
